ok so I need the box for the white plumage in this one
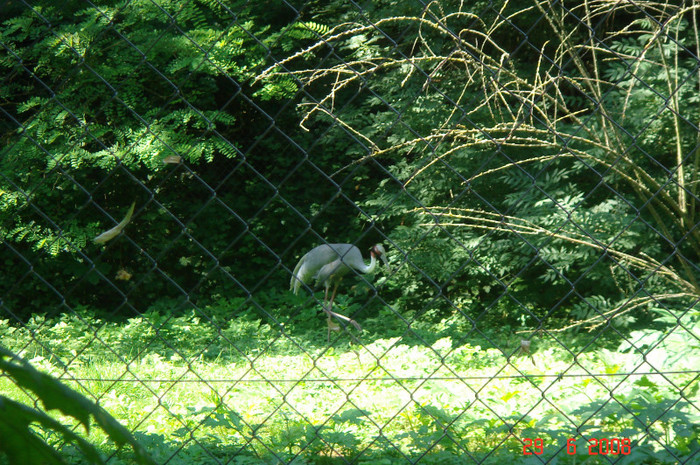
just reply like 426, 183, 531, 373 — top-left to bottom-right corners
290, 243, 388, 340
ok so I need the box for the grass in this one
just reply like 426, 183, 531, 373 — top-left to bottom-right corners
1, 298, 699, 464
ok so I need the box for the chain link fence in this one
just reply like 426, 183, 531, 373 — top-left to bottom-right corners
1, 0, 699, 463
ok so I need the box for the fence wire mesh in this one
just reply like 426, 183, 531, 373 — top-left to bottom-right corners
1, 0, 700, 463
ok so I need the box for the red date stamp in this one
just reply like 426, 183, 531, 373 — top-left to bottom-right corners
523, 437, 631, 455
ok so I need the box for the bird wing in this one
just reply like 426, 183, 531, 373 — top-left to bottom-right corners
290, 247, 330, 293
290, 252, 313, 294
290, 244, 359, 294
314, 259, 346, 287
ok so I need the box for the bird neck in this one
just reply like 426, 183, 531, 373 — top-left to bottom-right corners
362, 252, 377, 274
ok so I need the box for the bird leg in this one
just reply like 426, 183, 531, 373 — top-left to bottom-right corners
323, 280, 361, 342
326, 314, 340, 342
323, 283, 339, 342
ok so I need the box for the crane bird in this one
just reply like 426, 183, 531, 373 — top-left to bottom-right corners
290, 243, 389, 341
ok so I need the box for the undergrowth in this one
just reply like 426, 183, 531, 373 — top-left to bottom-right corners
1, 297, 698, 464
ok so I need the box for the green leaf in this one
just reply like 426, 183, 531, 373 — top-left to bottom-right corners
0, 346, 156, 465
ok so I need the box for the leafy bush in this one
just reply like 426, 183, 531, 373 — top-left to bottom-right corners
0, 1, 334, 317
262, 0, 700, 330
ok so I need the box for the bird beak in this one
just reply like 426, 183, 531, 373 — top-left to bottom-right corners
380, 253, 391, 273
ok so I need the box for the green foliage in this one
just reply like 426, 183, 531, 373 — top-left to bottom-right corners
265, 0, 700, 331
0, 0, 332, 316
1, 305, 697, 464
2, 1, 699, 463
0, 345, 155, 465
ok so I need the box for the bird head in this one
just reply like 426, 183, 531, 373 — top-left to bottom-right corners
371, 244, 391, 271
